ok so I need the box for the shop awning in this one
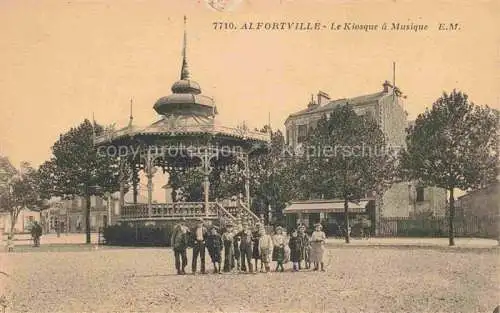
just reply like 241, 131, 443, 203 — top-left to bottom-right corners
283, 200, 369, 214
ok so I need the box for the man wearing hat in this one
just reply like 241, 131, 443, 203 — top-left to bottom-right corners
171, 217, 190, 275
191, 218, 208, 274
237, 221, 254, 273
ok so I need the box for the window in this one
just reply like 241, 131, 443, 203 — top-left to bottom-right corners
286, 129, 290, 145
365, 109, 375, 121
95, 197, 103, 208
297, 124, 308, 143
416, 187, 425, 202
309, 120, 318, 130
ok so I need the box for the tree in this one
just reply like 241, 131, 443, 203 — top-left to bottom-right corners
248, 129, 289, 218
37, 119, 126, 244
400, 90, 499, 246
305, 104, 398, 243
0, 158, 39, 238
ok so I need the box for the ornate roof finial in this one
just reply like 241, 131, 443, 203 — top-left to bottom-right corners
180, 15, 190, 80
128, 97, 134, 127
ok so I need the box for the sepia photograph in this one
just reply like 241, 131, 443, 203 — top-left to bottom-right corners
0, 0, 498, 312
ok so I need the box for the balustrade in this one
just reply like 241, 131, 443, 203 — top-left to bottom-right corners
119, 201, 261, 227
120, 202, 218, 219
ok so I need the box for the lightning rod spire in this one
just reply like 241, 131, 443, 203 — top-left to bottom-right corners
180, 15, 190, 80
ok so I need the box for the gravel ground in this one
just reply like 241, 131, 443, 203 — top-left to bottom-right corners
0, 246, 498, 313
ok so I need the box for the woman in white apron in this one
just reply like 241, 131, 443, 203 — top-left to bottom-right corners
309, 223, 326, 271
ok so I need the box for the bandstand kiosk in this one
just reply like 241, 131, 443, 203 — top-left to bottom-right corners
94, 17, 270, 230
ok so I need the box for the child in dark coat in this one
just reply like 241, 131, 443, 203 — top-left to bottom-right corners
288, 229, 302, 271
252, 224, 262, 272
206, 227, 223, 274
298, 224, 310, 269
233, 228, 241, 271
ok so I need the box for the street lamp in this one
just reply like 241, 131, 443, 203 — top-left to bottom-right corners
105, 191, 112, 227
407, 182, 412, 217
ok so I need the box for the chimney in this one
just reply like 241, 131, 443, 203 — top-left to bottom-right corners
383, 80, 393, 93
307, 94, 318, 109
317, 91, 330, 106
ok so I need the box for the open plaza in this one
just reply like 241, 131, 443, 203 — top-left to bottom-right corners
0, 235, 498, 313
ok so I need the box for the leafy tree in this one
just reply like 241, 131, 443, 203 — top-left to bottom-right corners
305, 104, 398, 243
249, 128, 295, 221
0, 158, 40, 238
37, 119, 126, 244
400, 90, 499, 246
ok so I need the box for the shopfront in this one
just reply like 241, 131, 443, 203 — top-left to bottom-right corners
283, 199, 375, 236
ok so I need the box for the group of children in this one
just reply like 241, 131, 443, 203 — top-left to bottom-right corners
203, 221, 327, 274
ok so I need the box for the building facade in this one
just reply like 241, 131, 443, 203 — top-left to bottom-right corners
0, 208, 40, 234
456, 183, 499, 219
40, 195, 120, 234
455, 182, 499, 239
284, 81, 447, 227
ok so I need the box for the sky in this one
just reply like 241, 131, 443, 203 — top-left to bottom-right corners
0, 0, 499, 172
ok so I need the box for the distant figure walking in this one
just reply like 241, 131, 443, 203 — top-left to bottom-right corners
7, 234, 14, 252
31, 221, 42, 247
56, 220, 61, 237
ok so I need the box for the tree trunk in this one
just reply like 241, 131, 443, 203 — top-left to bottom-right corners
85, 193, 91, 244
9, 210, 18, 240
344, 197, 350, 244
448, 188, 455, 246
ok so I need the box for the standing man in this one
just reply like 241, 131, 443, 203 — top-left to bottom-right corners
191, 218, 208, 274
238, 221, 254, 273
171, 217, 189, 275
